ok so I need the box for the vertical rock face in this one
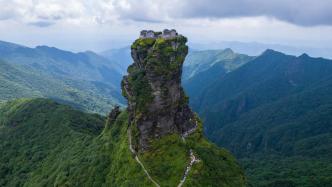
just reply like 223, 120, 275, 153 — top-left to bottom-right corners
122, 30, 196, 150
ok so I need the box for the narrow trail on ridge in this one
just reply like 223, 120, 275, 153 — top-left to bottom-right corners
178, 122, 200, 187
127, 120, 199, 187
127, 129, 160, 187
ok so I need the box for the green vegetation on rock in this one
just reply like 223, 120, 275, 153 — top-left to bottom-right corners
126, 68, 154, 113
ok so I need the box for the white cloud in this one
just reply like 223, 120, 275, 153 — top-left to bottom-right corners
0, 0, 93, 26
0, 0, 331, 53
1, 0, 332, 26
111, 0, 183, 22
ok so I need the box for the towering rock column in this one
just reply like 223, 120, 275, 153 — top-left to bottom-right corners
122, 30, 196, 150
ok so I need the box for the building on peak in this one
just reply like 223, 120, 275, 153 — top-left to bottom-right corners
140, 30, 156, 39
162, 29, 178, 39
139, 29, 178, 39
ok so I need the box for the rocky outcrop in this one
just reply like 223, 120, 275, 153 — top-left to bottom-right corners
122, 29, 196, 151
107, 105, 121, 125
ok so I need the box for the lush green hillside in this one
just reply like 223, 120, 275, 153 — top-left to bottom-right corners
0, 98, 245, 186
0, 41, 125, 113
0, 99, 157, 186
188, 50, 332, 186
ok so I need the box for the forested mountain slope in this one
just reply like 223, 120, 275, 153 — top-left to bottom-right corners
187, 50, 332, 186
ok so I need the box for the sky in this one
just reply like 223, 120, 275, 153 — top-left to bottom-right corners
0, 0, 332, 52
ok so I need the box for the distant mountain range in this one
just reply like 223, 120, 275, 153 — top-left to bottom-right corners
189, 41, 332, 59
0, 40, 125, 114
183, 49, 332, 186
183, 48, 254, 80
182, 48, 254, 108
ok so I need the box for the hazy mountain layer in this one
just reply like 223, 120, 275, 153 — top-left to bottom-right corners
0, 40, 125, 113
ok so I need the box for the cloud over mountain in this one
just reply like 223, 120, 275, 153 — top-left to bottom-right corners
1, 0, 331, 27
179, 0, 332, 26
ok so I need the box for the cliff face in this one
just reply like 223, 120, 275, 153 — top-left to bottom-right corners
122, 30, 196, 150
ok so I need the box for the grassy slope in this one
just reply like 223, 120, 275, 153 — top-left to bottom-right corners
0, 99, 245, 186
139, 117, 246, 187
184, 118, 246, 187
139, 134, 188, 186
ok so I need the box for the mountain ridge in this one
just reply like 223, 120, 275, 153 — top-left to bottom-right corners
0, 40, 125, 113
184, 48, 332, 186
